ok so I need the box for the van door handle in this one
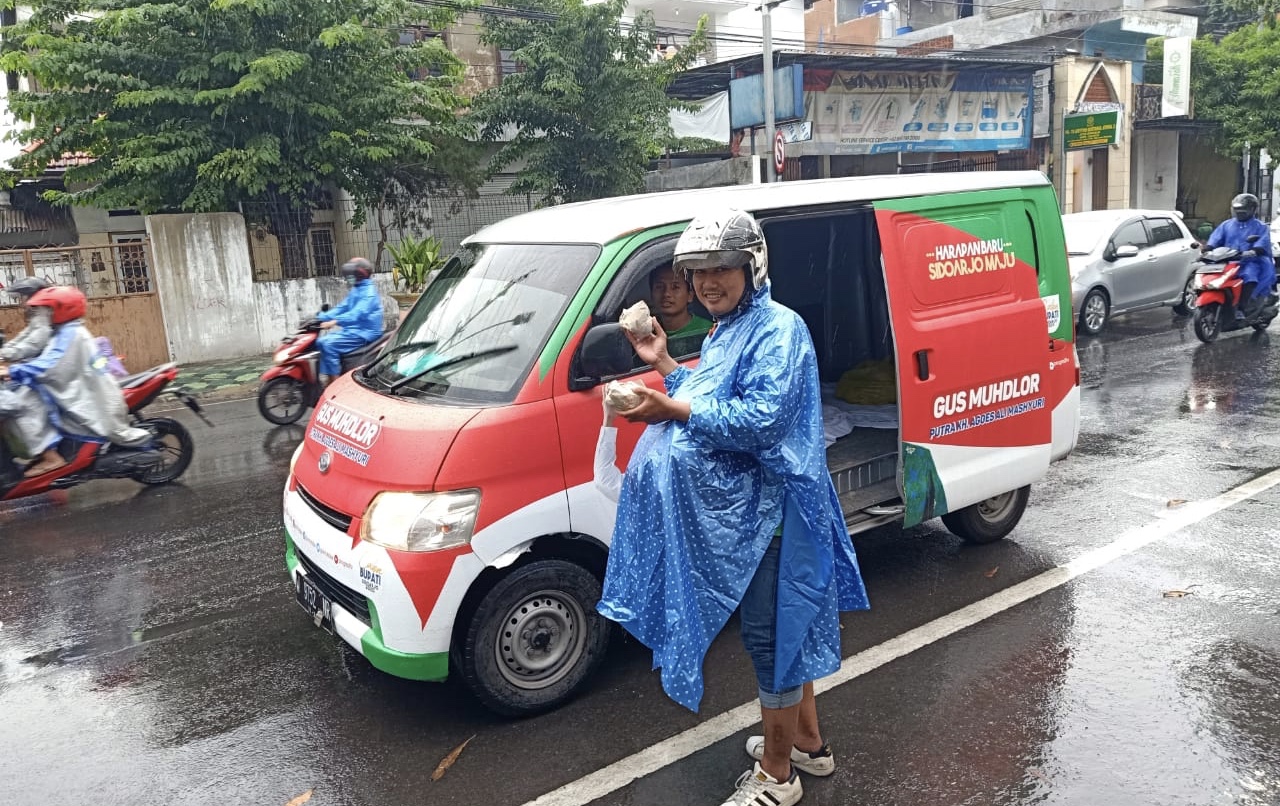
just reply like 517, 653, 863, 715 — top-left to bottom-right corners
915, 349, 929, 381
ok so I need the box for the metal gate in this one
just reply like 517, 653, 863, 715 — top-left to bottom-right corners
0, 242, 171, 369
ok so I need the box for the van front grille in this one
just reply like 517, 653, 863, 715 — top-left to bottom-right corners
297, 484, 353, 532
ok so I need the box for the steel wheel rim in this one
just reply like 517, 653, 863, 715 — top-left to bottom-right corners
1084, 295, 1107, 331
494, 589, 586, 691
977, 491, 1018, 523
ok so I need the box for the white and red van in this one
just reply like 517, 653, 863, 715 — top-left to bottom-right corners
282, 172, 1080, 715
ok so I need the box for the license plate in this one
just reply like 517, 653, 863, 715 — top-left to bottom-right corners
296, 572, 334, 634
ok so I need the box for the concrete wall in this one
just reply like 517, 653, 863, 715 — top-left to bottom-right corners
805, 0, 880, 48
1132, 129, 1178, 211
146, 213, 395, 363
1055, 57, 1132, 213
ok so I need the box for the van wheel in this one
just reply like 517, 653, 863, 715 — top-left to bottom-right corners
941, 486, 1030, 544
457, 559, 611, 717
1079, 290, 1109, 335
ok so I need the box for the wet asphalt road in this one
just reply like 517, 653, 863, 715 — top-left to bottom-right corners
1, 307, 1278, 806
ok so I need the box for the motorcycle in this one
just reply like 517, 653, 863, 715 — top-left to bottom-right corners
257, 312, 392, 425
0, 357, 210, 501
1192, 238, 1279, 343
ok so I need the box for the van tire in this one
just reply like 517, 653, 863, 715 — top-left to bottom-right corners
1079, 289, 1109, 335
941, 486, 1030, 544
456, 559, 611, 717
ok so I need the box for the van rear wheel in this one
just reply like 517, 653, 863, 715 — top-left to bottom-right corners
941, 486, 1030, 544
457, 559, 611, 717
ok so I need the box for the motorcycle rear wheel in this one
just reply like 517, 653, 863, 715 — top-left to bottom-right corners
132, 417, 194, 484
258, 376, 309, 425
1194, 303, 1221, 343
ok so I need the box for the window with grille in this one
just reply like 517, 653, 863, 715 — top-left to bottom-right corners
310, 227, 337, 277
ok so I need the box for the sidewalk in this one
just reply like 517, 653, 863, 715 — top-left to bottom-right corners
172, 352, 272, 403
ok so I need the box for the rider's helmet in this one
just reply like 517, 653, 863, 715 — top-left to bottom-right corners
672, 209, 769, 290
26, 286, 87, 324
1231, 193, 1259, 222
4, 275, 50, 302
340, 257, 374, 286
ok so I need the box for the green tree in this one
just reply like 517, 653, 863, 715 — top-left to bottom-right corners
474, 0, 706, 204
1148, 24, 1280, 158
1, 0, 473, 269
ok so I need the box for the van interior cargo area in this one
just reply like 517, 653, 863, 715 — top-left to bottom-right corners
763, 208, 903, 528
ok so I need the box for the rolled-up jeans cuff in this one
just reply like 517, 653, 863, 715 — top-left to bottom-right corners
758, 684, 803, 710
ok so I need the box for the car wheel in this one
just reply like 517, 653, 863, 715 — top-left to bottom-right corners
456, 559, 612, 717
1079, 289, 1110, 335
1194, 303, 1220, 343
1173, 274, 1197, 315
940, 486, 1030, 545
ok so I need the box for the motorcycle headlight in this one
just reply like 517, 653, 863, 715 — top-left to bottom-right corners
273, 347, 293, 365
360, 490, 481, 552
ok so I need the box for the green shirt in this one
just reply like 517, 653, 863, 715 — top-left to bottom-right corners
667, 315, 713, 357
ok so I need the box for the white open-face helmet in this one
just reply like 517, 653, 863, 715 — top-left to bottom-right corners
672, 208, 769, 289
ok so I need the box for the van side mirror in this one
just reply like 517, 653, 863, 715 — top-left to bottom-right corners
573, 323, 633, 390
1113, 244, 1140, 259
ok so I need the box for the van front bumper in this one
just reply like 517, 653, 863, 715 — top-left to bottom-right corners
285, 532, 450, 682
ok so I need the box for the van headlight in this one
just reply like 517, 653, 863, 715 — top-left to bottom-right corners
360, 490, 481, 552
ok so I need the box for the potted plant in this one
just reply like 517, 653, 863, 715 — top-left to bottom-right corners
387, 234, 445, 307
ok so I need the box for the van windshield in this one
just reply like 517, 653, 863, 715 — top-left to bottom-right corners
360, 242, 600, 403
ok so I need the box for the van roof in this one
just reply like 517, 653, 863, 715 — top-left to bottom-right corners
467, 171, 1052, 246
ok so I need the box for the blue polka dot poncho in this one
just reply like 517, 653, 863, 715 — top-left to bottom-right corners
598, 282, 870, 712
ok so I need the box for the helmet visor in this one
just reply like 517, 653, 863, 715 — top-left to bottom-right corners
673, 250, 753, 276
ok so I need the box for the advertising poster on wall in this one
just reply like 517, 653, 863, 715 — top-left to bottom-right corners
804, 69, 1033, 154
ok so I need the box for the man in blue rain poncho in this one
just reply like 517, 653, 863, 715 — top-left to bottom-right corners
1204, 193, 1275, 321
315, 258, 385, 386
600, 209, 869, 806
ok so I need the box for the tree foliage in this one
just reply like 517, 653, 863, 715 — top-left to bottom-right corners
474, 0, 707, 204
0, 0, 473, 218
1149, 22, 1280, 158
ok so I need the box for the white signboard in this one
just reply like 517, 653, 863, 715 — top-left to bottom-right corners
1162, 37, 1192, 118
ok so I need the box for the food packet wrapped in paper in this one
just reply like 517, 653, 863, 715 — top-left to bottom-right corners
605, 380, 645, 411
619, 300, 654, 337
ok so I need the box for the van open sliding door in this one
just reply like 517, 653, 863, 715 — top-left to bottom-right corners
874, 192, 1052, 528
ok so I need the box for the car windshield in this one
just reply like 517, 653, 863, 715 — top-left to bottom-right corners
1062, 218, 1110, 256
361, 242, 600, 403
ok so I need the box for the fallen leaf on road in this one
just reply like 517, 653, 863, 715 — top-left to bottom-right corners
1166, 499, 1187, 508
285, 791, 313, 806
432, 735, 475, 781
985, 566, 999, 578
1163, 589, 1194, 598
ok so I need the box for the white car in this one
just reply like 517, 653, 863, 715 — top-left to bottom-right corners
1063, 209, 1201, 335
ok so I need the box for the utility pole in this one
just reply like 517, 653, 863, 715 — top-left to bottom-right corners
761, 1, 780, 183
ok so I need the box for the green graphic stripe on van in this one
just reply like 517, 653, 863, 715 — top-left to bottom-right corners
874, 186, 1073, 343
536, 222, 692, 380
361, 600, 450, 681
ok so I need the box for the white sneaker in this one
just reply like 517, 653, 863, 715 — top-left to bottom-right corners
744, 735, 835, 777
719, 762, 803, 806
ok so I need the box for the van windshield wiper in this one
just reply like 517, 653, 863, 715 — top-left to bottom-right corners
387, 345, 519, 395
361, 340, 439, 377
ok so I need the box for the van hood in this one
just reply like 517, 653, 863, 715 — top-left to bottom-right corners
291, 379, 482, 521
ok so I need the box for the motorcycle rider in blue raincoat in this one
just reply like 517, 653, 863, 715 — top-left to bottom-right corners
601, 209, 869, 806
315, 258, 384, 385
1204, 193, 1275, 320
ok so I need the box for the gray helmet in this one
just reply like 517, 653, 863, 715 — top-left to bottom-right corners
340, 257, 374, 282
6, 275, 50, 300
672, 209, 769, 290
1231, 193, 1259, 220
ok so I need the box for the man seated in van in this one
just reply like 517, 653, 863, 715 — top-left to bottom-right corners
649, 263, 711, 357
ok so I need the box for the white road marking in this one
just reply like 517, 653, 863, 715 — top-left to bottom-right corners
522, 467, 1280, 806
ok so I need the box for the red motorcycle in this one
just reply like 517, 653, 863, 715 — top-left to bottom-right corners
1, 362, 208, 501
1192, 239, 1280, 343
257, 315, 392, 425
